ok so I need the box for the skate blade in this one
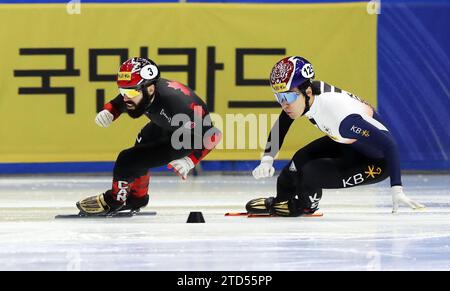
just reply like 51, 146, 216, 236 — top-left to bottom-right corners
224, 212, 323, 217
303, 212, 323, 217
224, 212, 248, 216
55, 211, 157, 219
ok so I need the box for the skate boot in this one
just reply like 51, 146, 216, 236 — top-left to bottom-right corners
76, 190, 124, 216
246, 197, 276, 215
246, 197, 304, 217
120, 173, 151, 212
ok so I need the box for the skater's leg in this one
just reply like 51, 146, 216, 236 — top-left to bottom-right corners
247, 138, 389, 216
77, 123, 190, 215
247, 137, 340, 216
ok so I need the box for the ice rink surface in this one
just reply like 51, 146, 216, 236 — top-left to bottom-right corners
0, 174, 449, 271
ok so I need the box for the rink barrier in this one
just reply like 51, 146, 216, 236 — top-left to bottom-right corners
0, 160, 288, 175
1, 159, 449, 175
0, 161, 289, 174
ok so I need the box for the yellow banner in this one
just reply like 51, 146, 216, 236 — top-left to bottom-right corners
0, 3, 376, 162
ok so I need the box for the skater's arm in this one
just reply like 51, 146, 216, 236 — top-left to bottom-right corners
340, 114, 425, 212
187, 127, 222, 165
168, 115, 221, 180
169, 104, 221, 165
186, 111, 222, 165
95, 94, 126, 128
339, 114, 401, 186
252, 111, 293, 180
104, 94, 126, 120
264, 110, 295, 158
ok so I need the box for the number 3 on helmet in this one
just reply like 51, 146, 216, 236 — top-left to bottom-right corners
117, 57, 161, 90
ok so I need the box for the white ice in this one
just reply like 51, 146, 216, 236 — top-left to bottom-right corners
0, 174, 449, 271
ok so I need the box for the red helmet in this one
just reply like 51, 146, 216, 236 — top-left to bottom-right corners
117, 57, 160, 89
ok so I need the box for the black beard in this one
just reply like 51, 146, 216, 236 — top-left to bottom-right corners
126, 88, 153, 119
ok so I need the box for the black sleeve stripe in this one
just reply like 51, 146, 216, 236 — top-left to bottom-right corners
311, 80, 321, 95
110, 94, 127, 113
313, 80, 344, 95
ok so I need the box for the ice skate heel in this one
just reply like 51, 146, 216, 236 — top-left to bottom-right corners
121, 194, 149, 212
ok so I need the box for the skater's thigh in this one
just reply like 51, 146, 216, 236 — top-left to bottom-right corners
301, 156, 388, 190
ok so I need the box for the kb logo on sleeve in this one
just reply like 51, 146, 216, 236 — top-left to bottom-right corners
351, 125, 370, 137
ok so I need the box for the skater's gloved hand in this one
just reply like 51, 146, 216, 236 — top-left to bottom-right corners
252, 156, 275, 179
391, 185, 425, 213
168, 157, 195, 180
95, 109, 114, 128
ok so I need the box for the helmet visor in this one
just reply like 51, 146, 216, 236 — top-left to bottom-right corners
274, 91, 300, 105
119, 88, 142, 98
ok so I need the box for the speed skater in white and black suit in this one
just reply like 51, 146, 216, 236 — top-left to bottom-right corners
246, 56, 425, 217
